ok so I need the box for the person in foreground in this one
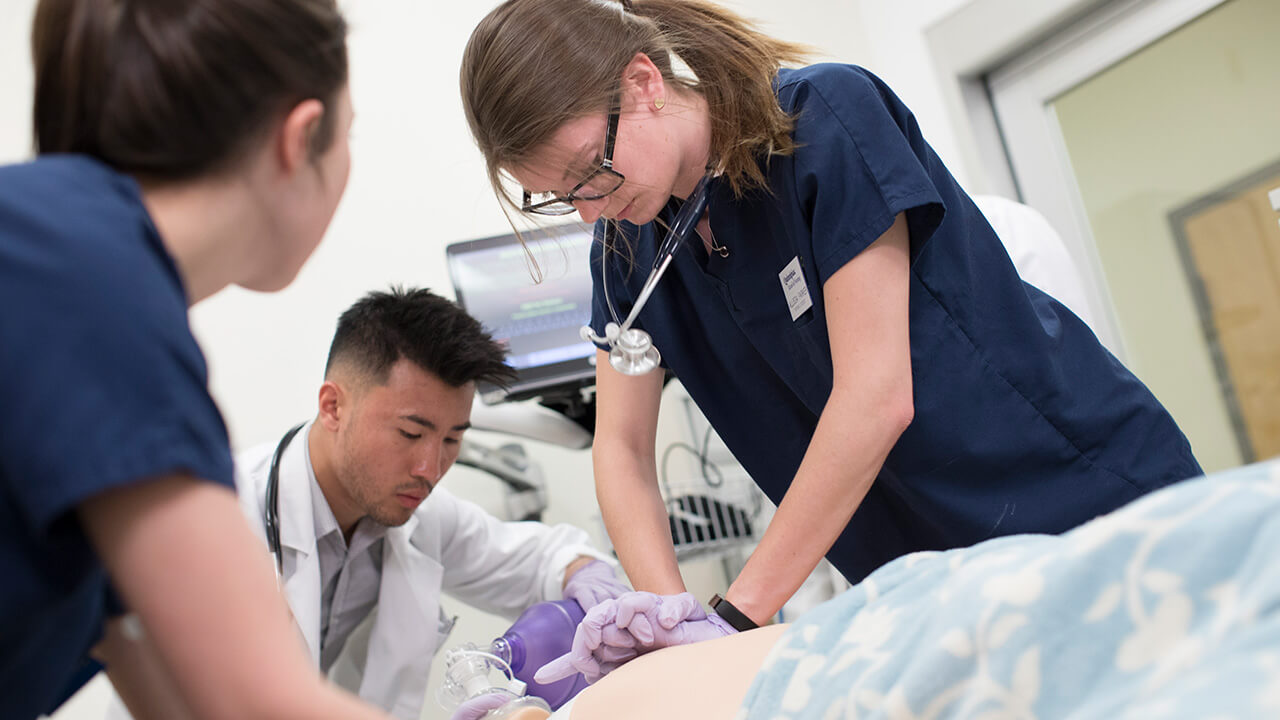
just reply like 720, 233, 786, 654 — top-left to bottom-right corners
108, 288, 628, 720
0, 0, 395, 718
460, 0, 1202, 677
543, 460, 1280, 719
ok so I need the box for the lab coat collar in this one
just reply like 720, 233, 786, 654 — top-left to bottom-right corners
274, 420, 323, 664
277, 420, 321, 557
274, 423, 440, 712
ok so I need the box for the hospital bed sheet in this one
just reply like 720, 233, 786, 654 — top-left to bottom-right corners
738, 460, 1280, 719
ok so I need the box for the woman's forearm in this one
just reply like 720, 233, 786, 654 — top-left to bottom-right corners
727, 384, 912, 623
591, 351, 683, 594
593, 439, 686, 594
724, 213, 916, 624
80, 476, 392, 720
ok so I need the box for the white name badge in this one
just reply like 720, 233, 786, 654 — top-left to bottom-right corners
778, 256, 813, 321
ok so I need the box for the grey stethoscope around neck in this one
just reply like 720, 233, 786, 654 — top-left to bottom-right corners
579, 172, 714, 376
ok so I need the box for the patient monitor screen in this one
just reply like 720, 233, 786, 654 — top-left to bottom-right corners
446, 225, 597, 402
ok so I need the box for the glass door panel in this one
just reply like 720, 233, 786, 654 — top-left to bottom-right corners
997, 0, 1280, 470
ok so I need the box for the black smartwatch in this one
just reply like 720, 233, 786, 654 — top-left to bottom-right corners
709, 593, 759, 631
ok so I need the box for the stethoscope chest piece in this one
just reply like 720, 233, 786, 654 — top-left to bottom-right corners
607, 323, 661, 375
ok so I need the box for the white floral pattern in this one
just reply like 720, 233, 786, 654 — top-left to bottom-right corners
740, 460, 1280, 719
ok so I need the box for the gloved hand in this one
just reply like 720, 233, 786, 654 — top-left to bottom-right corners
534, 591, 737, 685
448, 690, 515, 720
561, 559, 631, 611
611, 591, 737, 649
534, 597, 641, 684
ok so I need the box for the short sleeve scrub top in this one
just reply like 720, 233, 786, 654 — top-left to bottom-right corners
0, 155, 235, 717
588, 64, 1202, 583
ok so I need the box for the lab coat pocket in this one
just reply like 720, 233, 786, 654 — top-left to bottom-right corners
436, 607, 458, 651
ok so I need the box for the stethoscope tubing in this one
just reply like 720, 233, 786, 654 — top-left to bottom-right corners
589, 172, 714, 369
265, 422, 307, 583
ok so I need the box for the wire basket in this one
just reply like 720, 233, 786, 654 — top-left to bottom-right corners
658, 395, 768, 561
663, 467, 766, 561
589, 390, 768, 563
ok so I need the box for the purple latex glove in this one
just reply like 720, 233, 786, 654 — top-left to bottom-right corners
449, 691, 515, 720
534, 592, 736, 684
534, 597, 642, 684
612, 591, 736, 649
561, 559, 631, 611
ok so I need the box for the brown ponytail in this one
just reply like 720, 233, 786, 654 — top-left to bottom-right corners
31, 0, 349, 181
461, 0, 809, 210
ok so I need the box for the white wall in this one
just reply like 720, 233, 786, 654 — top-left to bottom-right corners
0, 1, 38, 161
852, 0, 977, 185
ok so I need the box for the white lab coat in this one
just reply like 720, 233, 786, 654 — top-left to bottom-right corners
106, 422, 608, 720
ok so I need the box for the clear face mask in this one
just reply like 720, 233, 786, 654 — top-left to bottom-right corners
437, 643, 552, 718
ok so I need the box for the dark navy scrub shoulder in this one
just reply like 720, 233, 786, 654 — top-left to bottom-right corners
588, 64, 1201, 583
0, 155, 234, 718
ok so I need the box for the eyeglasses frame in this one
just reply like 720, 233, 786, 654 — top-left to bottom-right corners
521, 100, 626, 216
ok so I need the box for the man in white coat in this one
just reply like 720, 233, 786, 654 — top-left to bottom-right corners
107, 287, 627, 720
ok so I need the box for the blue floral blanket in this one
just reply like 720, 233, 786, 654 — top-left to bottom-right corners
739, 460, 1280, 719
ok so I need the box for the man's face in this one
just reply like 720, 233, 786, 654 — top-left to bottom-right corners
333, 358, 473, 528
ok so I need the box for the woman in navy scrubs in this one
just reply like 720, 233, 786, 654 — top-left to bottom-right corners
460, 0, 1202, 651
0, 1, 392, 718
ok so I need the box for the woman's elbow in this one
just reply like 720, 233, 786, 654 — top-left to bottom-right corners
831, 376, 914, 440
888, 390, 915, 437
882, 370, 915, 437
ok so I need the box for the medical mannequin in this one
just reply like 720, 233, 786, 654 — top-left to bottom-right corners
498, 710, 557, 720
540, 461, 1280, 720
562, 625, 786, 720
473, 626, 788, 720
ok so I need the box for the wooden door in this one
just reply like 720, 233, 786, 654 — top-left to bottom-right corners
1177, 171, 1280, 461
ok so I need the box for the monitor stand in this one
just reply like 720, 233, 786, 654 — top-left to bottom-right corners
536, 385, 597, 436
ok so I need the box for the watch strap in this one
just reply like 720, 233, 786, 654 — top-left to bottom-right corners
709, 593, 759, 631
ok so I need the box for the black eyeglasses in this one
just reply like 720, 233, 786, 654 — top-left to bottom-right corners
521, 106, 626, 216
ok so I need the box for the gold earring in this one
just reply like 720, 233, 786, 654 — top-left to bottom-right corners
654, 98, 665, 110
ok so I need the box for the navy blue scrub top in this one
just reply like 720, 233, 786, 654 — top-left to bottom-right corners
0, 155, 235, 718
589, 64, 1202, 584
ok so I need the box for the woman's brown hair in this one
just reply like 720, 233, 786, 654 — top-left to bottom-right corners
31, 0, 348, 181
461, 0, 809, 212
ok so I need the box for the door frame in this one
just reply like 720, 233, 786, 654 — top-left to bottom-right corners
924, 0, 1227, 359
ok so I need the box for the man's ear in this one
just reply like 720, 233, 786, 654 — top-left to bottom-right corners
317, 380, 345, 431
620, 51, 666, 113
275, 98, 326, 175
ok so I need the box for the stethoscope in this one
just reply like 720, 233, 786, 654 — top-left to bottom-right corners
264, 422, 306, 583
579, 172, 714, 376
